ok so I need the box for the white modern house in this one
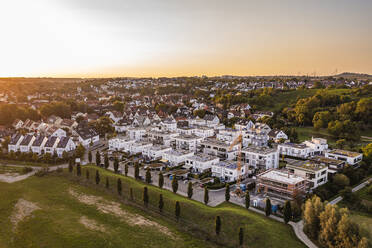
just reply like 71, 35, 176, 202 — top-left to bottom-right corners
76, 127, 99, 147
211, 160, 247, 182
325, 149, 363, 166
216, 129, 241, 144
268, 129, 288, 142
277, 143, 313, 159
173, 134, 203, 152
185, 154, 220, 173
302, 137, 328, 155
142, 145, 172, 160
43, 136, 60, 155
241, 146, 279, 170
286, 161, 328, 190
128, 141, 152, 155
161, 118, 177, 131
163, 149, 194, 166
108, 137, 135, 151
193, 126, 215, 138
127, 127, 146, 141
146, 130, 178, 146
200, 138, 238, 161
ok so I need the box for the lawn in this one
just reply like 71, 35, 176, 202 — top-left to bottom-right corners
350, 212, 372, 248
0, 165, 31, 175
294, 126, 335, 143
0, 175, 216, 248
0, 159, 60, 167
72, 165, 306, 248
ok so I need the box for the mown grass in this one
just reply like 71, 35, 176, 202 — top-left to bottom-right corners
76, 165, 306, 248
0, 175, 216, 248
0, 159, 57, 167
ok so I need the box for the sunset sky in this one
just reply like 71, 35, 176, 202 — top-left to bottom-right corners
0, 0, 371, 77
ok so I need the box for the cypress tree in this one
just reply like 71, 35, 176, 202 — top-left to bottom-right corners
159, 194, 164, 212
104, 153, 109, 169
130, 188, 134, 201
204, 187, 209, 205
215, 216, 221, 235
105, 177, 109, 189
158, 172, 164, 188
239, 227, 244, 247
124, 163, 128, 176
68, 159, 73, 173
145, 168, 151, 184
187, 181, 193, 199
283, 200, 292, 224
265, 198, 272, 217
86, 170, 90, 180
175, 201, 180, 221
95, 170, 100, 185
245, 193, 250, 209
143, 187, 149, 207
88, 150, 92, 163
225, 184, 230, 202
134, 163, 140, 179
117, 178, 122, 195
114, 157, 119, 173
76, 164, 81, 177
172, 176, 178, 193
96, 151, 101, 166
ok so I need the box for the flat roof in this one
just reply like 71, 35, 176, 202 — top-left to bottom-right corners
187, 154, 219, 162
259, 170, 305, 185
201, 138, 230, 148
327, 149, 362, 158
286, 161, 327, 172
242, 146, 277, 155
149, 145, 171, 151
165, 149, 194, 156
280, 143, 308, 149
175, 134, 202, 140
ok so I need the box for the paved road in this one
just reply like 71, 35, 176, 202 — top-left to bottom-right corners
330, 178, 371, 205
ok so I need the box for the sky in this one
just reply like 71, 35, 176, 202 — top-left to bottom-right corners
0, 0, 371, 77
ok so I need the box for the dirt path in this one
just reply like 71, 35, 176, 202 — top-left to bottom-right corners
10, 199, 40, 231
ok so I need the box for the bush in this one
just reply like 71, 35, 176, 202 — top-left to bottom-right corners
22, 167, 33, 174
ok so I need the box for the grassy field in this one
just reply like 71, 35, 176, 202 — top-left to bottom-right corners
0, 175, 217, 248
0, 166, 306, 248
72, 165, 305, 248
0, 159, 59, 167
350, 212, 372, 247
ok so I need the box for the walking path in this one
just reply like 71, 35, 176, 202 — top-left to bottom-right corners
329, 177, 371, 205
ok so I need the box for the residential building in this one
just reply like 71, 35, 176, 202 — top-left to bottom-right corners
163, 149, 194, 166
216, 129, 240, 144
211, 160, 247, 182
193, 126, 215, 138
325, 149, 363, 166
185, 154, 220, 173
310, 155, 346, 175
173, 134, 203, 152
286, 161, 328, 189
19, 135, 36, 153
127, 127, 146, 141
200, 138, 238, 160
56, 136, 76, 157
142, 145, 172, 160
268, 129, 288, 142
128, 141, 152, 155
76, 127, 99, 147
302, 137, 328, 155
146, 130, 178, 146
256, 169, 306, 201
241, 146, 279, 170
43, 136, 60, 154
8, 134, 24, 152
108, 137, 135, 151
243, 129, 269, 147
278, 143, 313, 159
31, 135, 48, 154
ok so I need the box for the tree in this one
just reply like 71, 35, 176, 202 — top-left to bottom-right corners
204, 187, 209, 205
333, 174, 350, 190
105, 177, 109, 189
104, 153, 109, 169
172, 176, 178, 193
355, 97, 372, 124
145, 168, 151, 184
313, 111, 331, 129
318, 204, 342, 247
225, 184, 230, 202
134, 163, 140, 179
283, 200, 292, 224
159, 194, 164, 213
187, 182, 193, 199
239, 227, 244, 247
175, 201, 180, 221
76, 164, 81, 177
75, 144, 86, 159
335, 212, 368, 248
68, 159, 73, 173
158, 172, 164, 188
336, 139, 346, 149
303, 195, 325, 239
86, 170, 90, 180
113, 100, 125, 112
95, 170, 100, 185
143, 187, 149, 207
265, 198, 272, 216
245, 193, 250, 209
215, 216, 221, 236
130, 188, 134, 201
96, 151, 101, 166
362, 143, 372, 165
124, 163, 128, 176
88, 150, 92, 163
95, 116, 114, 136
114, 157, 119, 173
117, 178, 122, 195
